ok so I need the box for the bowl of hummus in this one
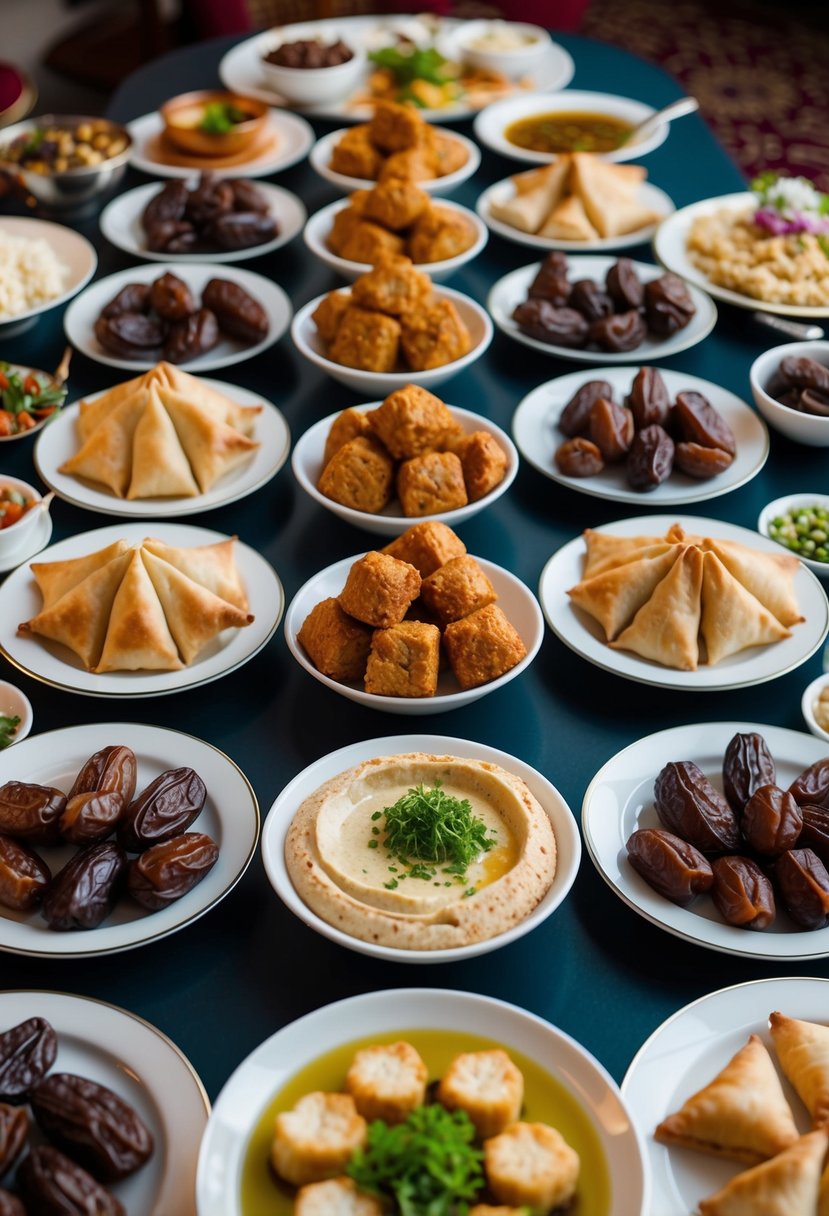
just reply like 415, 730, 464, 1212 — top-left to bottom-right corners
262, 734, 581, 962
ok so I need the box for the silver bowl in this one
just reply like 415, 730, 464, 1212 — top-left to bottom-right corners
0, 114, 132, 215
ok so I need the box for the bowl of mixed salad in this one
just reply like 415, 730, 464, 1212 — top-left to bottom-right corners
0, 356, 69, 441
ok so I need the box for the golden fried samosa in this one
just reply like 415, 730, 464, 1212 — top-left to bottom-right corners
141, 537, 248, 610
31, 540, 130, 611
18, 551, 132, 669
490, 158, 571, 233
127, 388, 199, 500
568, 546, 680, 640
60, 389, 150, 497
76, 368, 164, 440
770, 1012, 829, 1128
96, 549, 182, 672
704, 539, 803, 628
610, 545, 703, 670
700, 552, 790, 665
698, 1129, 828, 1216
157, 363, 262, 436
581, 528, 670, 579
538, 194, 599, 242
159, 387, 259, 493
141, 549, 253, 664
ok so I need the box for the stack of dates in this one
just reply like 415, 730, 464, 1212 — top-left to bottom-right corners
0, 745, 219, 931
554, 367, 737, 489
627, 732, 829, 931
512, 253, 696, 354
94, 271, 269, 364
767, 355, 829, 418
140, 172, 279, 256
0, 1016, 153, 1214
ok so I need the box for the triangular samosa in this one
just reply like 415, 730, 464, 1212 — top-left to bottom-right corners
609, 545, 703, 670
489, 158, 571, 233
60, 389, 151, 497
705, 539, 803, 628
18, 551, 131, 669
568, 546, 680, 640
141, 549, 253, 664
141, 537, 248, 610
581, 528, 669, 578
698, 1129, 828, 1216
157, 364, 262, 435
700, 552, 790, 666
96, 549, 182, 672
31, 540, 130, 611
538, 194, 599, 242
127, 387, 199, 500
159, 387, 258, 493
771, 1011, 829, 1128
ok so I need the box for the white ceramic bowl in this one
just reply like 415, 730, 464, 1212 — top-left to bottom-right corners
303, 197, 488, 283
291, 285, 493, 396
0, 476, 52, 559
259, 26, 366, 105
309, 127, 481, 195
758, 493, 829, 579
440, 19, 552, 79
292, 402, 518, 536
285, 551, 544, 715
750, 341, 829, 447
802, 672, 829, 743
474, 90, 670, 165
0, 680, 33, 744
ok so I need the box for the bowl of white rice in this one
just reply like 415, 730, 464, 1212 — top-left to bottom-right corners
0, 216, 96, 337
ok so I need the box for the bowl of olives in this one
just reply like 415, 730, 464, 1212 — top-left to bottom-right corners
750, 341, 829, 447
0, 115, 132, 213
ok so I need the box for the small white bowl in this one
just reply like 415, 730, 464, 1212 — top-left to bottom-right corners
474, 90, 670, 165
292, 402, 518, 536
0, 680, 33, 745
309, 127, 481, 196
750, 341, 829, 447
260, 27, 365, 105
303, 197, 488, 283
285, 552, 544, 715
758, 493, 829, 579
802, 672, 829, 743
291, 284, 493, 396
440, 19, 552, 79
0, 477, 52, 560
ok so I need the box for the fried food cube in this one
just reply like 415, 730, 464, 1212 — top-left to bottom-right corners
437, 1049, 523, 1139
421, 556, 497, 625
369, 100, 424, 153
330, 125, 383, 180
339, 221, 406, 265
339, 550, 421, 627
327, 207, 364, 257
432, 131, 469, 177
443, 604, 527, 689
271, 1092, 367, 1187
364, 620, 440, 696
382, 521, 466, 577
400, 299, 473, 371
323, 407, 372, 466
351, 256, 432, 317
363, 178, 430, 231
484, 1122, 580, 1210
397, 451, 468, 517
297, 597, 372, 683
318, 436, 394, 514
329, 307, 401, 372
367, 384, 461, 460
454, 431, 509, 502
408, 204, 478, 263
312, 291, 352, 344
295, 1178, 383, 1216
345, 1041, 428, 1122
379, 145, 435, 183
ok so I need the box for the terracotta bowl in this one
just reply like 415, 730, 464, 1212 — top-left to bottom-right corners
160, 91, 269, 159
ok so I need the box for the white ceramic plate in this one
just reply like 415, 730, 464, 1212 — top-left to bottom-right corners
309, 125, 481, 196
539, 513, 829, 691
477, 176, 675, 253
0, 989, 208, 1215
622, 977, 829, 1216
292, 401, 518, 536
473, 90, 670, 164
302, 197, 488, 283
757, 493, 829, 579
513, 367, 769, 506
0, 521, 284, 698
197, 987, 649, 1216
488, 256, 717, 364
0, 216, 97, 338
583, 720, 829, 960
262, 733, 581, 963
35, 377, 291, 518
285, 551, 543, 715
0, 722, 258, 957
127, 109, 314, 180
654, 192, 829, 319
63, 262, 291, 373
219, 15, 575, 121
100, 180, 307, 264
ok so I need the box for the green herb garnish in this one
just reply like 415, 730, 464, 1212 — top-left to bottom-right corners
199, 101, 251, 135
369, 44, 452, 87
0, 715, 20, 749
347, 1104, 484, 1216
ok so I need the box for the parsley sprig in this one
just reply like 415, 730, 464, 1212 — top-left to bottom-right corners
0, 716, 20, 749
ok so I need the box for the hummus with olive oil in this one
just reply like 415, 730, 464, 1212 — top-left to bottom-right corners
285, 753, 557, 949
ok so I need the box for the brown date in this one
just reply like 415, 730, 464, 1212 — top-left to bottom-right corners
148, 271, 194, 321
674, 442, 733, 479
206, 211, 277, 250
94, 314, 164, 359
568, 279, 613, 322
229, 178, 270, 214
100, 284, 151, 319
654, 760, 740, 852
117, 767, 207, 853
18, 1145, 125, 1216
528, 252, 570, 304
775, 847, 829, 929
141, 179, 188, 230
559, 379, 613, 438
799, 806, 829, 868
723, 732, 776, 813
144, 219, 195, 254
554, 437, 604, 478
185, 174, 234, 227
779, 355, 829, 393
61, 747, 137, 845
0, 835, 51, 911
0, 1190, 24, 1216
127, 832, 219, 911
711, 856, 775, 929
512, 300, 588, 348
626, 424, 675, 492
801, 388, 829, 417
0, 1103, 27, 1175
790, 758, 829, 808
741, 785, 802, 858
202, 278, 269, 343
41, 844, 126, 932
68, 746, 136, 805
31, 1073, 154, 1183
605, 258, 644, 310
589, 398, 634, 462
626, 828, 713, 905
0, 1018, 57, 1104
0, 783, 66, 846
626, 367, 670, 430
673, 391, 737, 455
644, 273, 696, 336
162, 308, 220, 364
588, 309, 647, 353
164, 229, 202, 255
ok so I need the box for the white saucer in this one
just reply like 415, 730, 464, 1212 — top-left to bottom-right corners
127, 109, 314, 180
0, 509, 52, 572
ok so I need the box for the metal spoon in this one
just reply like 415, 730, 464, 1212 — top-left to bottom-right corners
627, 96, 700, 146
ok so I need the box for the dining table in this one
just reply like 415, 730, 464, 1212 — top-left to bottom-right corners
1, 23, 828, 1207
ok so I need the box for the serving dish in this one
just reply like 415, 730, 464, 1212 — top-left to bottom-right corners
100, 180, 306, 264
160, 90, 268, 158
35, 377, 290, 519
0, 216, 96, 339
622, 976, 829, 1216
302, 197, 487, 283
0, 355, 70, 443
0, 113, 131, 213
750, 341, 829, 447
127, 108, 314, 180
0, 521, 284, 698
757, 494, 829, 577
196, 987, 649, 1215
63, 262, 291, 373
259, 24, 366, 104
285, 552, 543, 715
0, 475, 54, 559
309, 125, 480, 195
0, 679, 33, 745
437, 19, 554, 79
802, 673, 829, 743
654, 193, 829, 319
292, 402, 517, 536
512, 367, 769, 506
0, 988, 208, 1214
538, 513, 829, 691
488, 256, 717, 364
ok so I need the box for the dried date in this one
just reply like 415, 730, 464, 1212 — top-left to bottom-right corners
554, 437, 604, 477
626, 828, 713, 905
589, 398, 634, 462
127, 832, 219, 911
711, 856, 775, 929
741, 784, 802, 858
800, 388, 829, 416
18, 1145, 125, 1216
626, 424, 675, 492
775, 848, 829, 929
644, 273, 696, 336
798, 805, 829, 867
0, 1018, 57, 1104
588, 309, 647, 353
184, 175, 234, 227
790, 758, 829, 808
162, 308, 219, 364
674, 442, 733, 479
41, 844, 126, 932
654, 760, 740, 852
0, 783, 66, 845
206, 211, 277, 250
0, 1103, 27, 1175
673, 391, 737, 455
61, 747, 136, 845
0, 835, 51, 911
568, 279, 612, 322
626, 367, 670, 430
528, 253, 571, 305
0, 1190, 24, 1216
144, 219, 195, 254
202, 278, 269, 343
31, 1073, 154, 1183
230, 178, 270, 214
68, 747, 136, 805
779, 355, 829, 393
148, 272, 194, 321
94, 314, 164, 359
606, 258, 644, 310
513, 300, 588, 348
722, 731, 776, 812
559, 379, 613, 438
117, 767, 206, 852
141, 179, 188, 230
100, 284, 151, 320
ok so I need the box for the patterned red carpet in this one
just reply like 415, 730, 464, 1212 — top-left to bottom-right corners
582, 0, 829, 190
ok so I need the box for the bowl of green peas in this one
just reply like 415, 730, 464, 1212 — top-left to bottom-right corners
758, 494, 829, 577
